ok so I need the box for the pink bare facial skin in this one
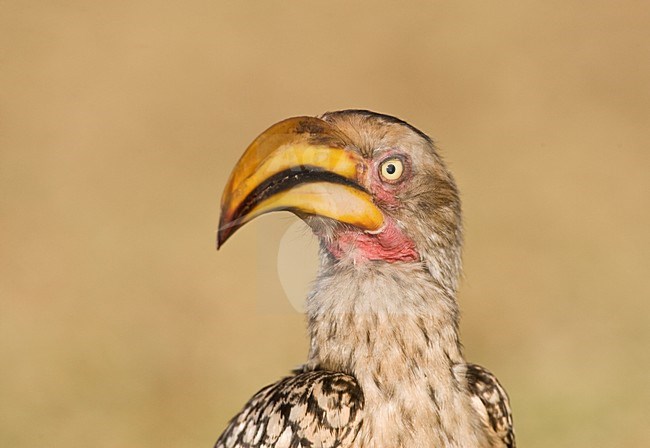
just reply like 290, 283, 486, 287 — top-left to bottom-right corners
313, 150, 419, 264
325, 218, 420, 263
325, 150, 419, 263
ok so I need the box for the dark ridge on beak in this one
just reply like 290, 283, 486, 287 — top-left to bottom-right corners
217, 166, 367, 249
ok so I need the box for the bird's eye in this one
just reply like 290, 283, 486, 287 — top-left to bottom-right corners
379, 158, 404, 182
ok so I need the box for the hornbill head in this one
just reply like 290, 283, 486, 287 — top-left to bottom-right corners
218, 110, 462, 282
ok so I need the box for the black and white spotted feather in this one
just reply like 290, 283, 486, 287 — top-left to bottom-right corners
466, 364, 516, 448
216, 364, 515, 448
215, 370, 364, 448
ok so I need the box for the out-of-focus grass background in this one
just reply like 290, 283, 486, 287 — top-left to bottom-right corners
1, 1, 649, 447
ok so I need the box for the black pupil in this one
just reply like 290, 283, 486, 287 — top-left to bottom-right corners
386, 163, 396, 175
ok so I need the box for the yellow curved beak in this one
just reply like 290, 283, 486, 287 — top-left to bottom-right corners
217, 116, 384, 248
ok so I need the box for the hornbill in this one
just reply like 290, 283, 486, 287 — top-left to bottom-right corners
215, 110, 515, 448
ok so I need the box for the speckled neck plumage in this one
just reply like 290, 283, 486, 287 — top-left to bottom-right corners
305, 256, 488, 448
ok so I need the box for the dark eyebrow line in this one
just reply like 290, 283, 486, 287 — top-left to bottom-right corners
330, 109, 434, 144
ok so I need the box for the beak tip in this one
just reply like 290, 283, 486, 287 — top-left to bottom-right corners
216, 228, 227, 250
216, 216, 227, 250
216, 231, 228, 250
216, 215, 236, 250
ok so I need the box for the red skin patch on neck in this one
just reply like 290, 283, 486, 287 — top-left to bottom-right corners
326, 219, 419, 263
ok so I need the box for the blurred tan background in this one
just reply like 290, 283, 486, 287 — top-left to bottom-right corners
1, 1, 649, 447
